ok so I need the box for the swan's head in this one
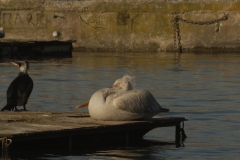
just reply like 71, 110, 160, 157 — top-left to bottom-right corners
113, 75, 135, 91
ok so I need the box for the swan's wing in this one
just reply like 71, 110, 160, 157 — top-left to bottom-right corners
107, 89, 162, 113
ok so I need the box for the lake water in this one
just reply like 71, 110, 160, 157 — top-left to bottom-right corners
0, 52, 240, 159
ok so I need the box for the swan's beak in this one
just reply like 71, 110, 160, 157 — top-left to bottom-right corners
76, 100, 89, 109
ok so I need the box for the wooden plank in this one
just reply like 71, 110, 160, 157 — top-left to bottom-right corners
0, 112, 186, 147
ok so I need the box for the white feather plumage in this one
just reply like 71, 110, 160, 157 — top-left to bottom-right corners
84, 75, 169, 121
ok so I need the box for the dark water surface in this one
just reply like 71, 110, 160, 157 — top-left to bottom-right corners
0, 52, 240, 159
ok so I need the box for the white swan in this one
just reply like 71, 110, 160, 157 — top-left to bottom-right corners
76, 75, 169, 121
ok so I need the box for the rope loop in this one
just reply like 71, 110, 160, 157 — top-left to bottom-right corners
0, 137, 12, 150
180, 121, 187, 141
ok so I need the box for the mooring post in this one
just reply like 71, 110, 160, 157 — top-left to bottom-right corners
175, 123, 181, 144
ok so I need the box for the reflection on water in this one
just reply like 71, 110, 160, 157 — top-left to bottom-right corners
5, 140, 175, 160
1, 52, 240, 159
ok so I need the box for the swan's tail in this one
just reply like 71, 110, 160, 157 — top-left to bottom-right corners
1, 104, 14, 111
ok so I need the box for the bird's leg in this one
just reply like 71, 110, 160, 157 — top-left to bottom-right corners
23, 105, 27, 111
14, 106, 20, 112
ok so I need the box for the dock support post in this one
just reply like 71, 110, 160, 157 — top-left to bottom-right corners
175, 123, 180, 144
10, 43, 13, 57
126, 130, 129, 147
69, 136, 72, 153
41, 45, 43, 56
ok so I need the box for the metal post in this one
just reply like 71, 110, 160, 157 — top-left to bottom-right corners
175, 123, 180, 144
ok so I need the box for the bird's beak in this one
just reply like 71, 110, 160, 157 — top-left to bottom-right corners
76, 100, 89, 109
114, 82, 121, 87
11, 61, 20, 68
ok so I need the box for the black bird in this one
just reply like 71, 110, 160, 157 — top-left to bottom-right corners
1, 61, 34, 111
0, 27, 5, 38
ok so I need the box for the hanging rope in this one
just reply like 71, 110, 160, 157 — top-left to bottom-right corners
180, 121, 187, 141
0, 137, 12, 150
173, 13, 229, 53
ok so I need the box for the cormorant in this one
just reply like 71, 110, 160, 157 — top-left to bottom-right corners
1, 61, 34, 111
0, 27, 5, 38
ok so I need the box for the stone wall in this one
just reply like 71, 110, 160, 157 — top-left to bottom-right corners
0, 0, 240, 52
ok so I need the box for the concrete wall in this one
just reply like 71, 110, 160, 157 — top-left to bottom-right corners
1, 0, 240, 52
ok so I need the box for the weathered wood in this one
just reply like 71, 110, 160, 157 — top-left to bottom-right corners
0, 112, 186, 149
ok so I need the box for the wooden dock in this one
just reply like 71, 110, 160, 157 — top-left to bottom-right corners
0, 39, 73, 58
0, 112, 187, 151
